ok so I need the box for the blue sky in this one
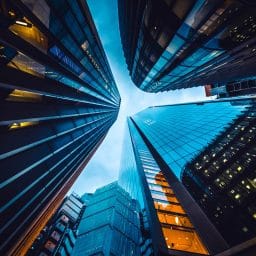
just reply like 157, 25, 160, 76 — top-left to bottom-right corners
70, 0, 209, 195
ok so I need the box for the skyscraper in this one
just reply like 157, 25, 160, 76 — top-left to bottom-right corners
119, 97, 256, 255
72, 182, 141, 256
118, 0, 256, 93
27, 193, 85, 256
0, 1, 120, 255
204, 78, 256, 99
182, 102, 256, 254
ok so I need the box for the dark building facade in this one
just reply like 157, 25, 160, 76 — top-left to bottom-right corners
204, 78, 256, 98
0, 0, 120, 255
119, 97, 256, 255
27, 193, 85, 256
71, 182, 141, 256
182, 102, 256, 254
118, 0, 256, 93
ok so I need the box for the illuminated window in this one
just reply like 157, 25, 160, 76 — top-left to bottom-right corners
6, 89, 42, 102
235, 194, 240, 199
151, 171, 209, 254
9, 17, 48, 52
9, 121, 38, 130
162, 227, 208, 254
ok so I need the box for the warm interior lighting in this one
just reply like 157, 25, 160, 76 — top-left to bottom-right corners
9, 121, 38, 130
8, 10, 15, 17
15, 20, 32, 28
253, 213, 256, 219
6, 89, 42, 102
9, 17, 48, 52
153, 173, 209, 254
235, 194, 240, 199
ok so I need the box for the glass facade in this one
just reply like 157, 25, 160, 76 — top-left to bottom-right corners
120, 97, 256, 255
119, 97, 256, 255
118, 0, 256, 93
72, 182, 141, 256
0, 1, 120, 255
125, 122, 209, 255
132, 99, 251, 179
182, 100, 256, 250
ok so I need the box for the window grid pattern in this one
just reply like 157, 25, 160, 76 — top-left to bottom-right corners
72, 182, 141, 256
128, 122, 208, 254
133, 100, 250, 179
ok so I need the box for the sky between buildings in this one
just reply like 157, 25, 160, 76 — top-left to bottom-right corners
70, 0, 210, 195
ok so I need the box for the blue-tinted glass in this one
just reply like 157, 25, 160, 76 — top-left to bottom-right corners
133, 99, 253, 179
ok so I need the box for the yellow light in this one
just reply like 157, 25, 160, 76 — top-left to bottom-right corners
15, 20, 30, 27
253, 213, 256, 219
175, 216, 179, 225
9, 121, 38, 130
235, 194, 240, 199
8, 10, 15, 17
6, 89, 42, 102
237, 166, 242, 172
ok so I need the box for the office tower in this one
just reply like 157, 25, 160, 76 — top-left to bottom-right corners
27, 193, 85, 256
0, 1, 120, 255
182, 103, 256, 254
119, 97, 256, 255
118, 0, 256, 93
204, 78, 256, 98
72, 182, 141, 256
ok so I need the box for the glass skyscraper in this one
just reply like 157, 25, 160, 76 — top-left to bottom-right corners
72, 182, 141, 256
119, 97, 256, 255
118, 0, 256, 93
0, 1, 120, 255
182, 101, 256, 253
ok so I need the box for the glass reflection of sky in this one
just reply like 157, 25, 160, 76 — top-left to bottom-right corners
133, 100, 252, 179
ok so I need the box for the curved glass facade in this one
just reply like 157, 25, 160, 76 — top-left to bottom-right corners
119, 0, 256, 92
